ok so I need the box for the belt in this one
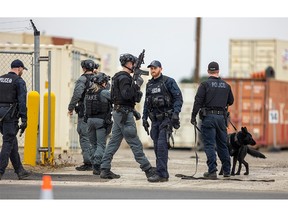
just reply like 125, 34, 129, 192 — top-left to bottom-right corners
207, 110, 224, 115
114, 105, 133, 112
0, 103, 12, 107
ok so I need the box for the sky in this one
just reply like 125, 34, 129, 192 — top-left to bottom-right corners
1, 1, 288, 82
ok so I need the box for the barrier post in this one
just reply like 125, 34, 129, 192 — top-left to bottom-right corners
23, 91, 40, 166
42, 92, 55, 165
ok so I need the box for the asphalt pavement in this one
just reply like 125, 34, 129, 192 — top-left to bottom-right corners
1, 146, 288, 194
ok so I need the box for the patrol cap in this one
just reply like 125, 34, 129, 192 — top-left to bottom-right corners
11, 59, 28, 70
208, 61, 219, 71
147, 60, 162, 68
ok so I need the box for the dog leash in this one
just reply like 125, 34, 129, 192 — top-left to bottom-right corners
175, 123, 200, 179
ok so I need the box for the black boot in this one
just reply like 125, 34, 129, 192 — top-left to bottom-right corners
75, 163, 93, 171
100, 169, 120, 179
145, 167, 157, 178
17, 169, 31, 180
93, 164, 101, 175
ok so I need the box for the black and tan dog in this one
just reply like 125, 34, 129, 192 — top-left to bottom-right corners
220, 126, 266, 176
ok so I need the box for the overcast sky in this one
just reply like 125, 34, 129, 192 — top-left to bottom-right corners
1, 1, 288, 83
1, 17, 288, 82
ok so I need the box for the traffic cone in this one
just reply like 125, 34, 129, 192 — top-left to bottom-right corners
40, 175, 54, 199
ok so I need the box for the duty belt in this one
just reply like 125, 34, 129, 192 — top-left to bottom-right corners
114, 105, 140, 124
0, 103, 13, 107
149, 109, 172, 121
207, 110, 224, 115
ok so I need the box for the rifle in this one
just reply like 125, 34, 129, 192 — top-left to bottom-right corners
132, 49, 149, 82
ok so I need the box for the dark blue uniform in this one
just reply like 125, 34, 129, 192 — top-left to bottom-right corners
191, 76, 234, 176
143, 74, 183, 180
0, 72, 28, 178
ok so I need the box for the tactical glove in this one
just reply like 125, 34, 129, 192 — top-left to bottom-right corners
171, 113, 180, 129
142, 119, 150, 135
190, 117, 197, 126
135, 76, 144, 87
19, 121, 27, 137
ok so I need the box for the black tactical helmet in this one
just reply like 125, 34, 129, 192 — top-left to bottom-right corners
81, 59, 95, 71
119, 53, 137, 66
92, 72, 111, 85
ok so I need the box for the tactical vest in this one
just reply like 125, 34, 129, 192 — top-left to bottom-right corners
111, 71, 135, 107
146, 75, 172, 111
0, 73, 20, 103
79, 73, 95, 103
203, 78, 231, 109
85, 89, 110, 118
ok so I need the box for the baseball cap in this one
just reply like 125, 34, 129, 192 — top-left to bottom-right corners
11, 59, 28, 70
208, 61, 219, 71
147, 60, 162, 68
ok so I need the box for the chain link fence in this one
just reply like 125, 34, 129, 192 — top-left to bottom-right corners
0, 51, 34, 147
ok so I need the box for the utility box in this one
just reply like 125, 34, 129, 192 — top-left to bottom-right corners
229, 39, 288, 82
225, 78, 288, 148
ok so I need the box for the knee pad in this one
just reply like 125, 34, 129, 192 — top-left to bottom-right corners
123, 125, 137, 138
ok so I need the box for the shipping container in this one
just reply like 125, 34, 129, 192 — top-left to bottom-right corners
225, 78, 288, 148
0, 43, 117, 154
229, 39, 288, 82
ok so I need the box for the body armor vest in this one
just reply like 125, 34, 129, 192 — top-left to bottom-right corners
80, 73, 95, 102
85, 89, 110, 118
0, 73, 20, 103
203, 78, 231, 109
146, 75, 172, 111
111, 71, 135, 107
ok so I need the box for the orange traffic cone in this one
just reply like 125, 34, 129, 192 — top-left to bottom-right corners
40, 175, 54, 199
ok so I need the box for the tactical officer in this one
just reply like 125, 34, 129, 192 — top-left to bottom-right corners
143, 60, 183, 182
191, 61, 234, 179
0, 59, 31, 180
84, 72, 112, 175
100, 53, 155, 179
68, 59, 95, 171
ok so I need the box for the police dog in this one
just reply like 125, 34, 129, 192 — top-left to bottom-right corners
220, 126, 266, 176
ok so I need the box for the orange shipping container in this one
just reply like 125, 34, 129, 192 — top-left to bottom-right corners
224, 78, 288, 148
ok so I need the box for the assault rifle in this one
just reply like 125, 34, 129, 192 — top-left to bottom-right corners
132, 49, 149, 81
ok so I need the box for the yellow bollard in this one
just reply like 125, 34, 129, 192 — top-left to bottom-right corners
42, 92, 56, 165
23, 91, 40, 166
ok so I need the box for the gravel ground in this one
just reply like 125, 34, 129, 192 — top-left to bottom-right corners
5, 146, 286, 194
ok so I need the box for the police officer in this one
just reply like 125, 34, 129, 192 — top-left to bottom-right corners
84, 72, 112, 175
0, 59, 31, 180
68, 59, 95, 171
100, 53, 155, 179
143, 60, 183, 182
191, 61, 234, 179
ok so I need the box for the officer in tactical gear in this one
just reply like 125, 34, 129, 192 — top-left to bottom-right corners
0, 59, 31, 180
191, 61, 234, 179
84, 72, 112, 175
100, 53, 156, 179
143, 60, 183, 182
68, 59, 95, 171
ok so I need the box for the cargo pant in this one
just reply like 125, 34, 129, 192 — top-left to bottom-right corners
101, 110, 152, 172
150, 117, 170, 179
201, 114, 231, 174
87, 117, 107, 167
0, 107, 25, 175
77, 116, 92, 165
